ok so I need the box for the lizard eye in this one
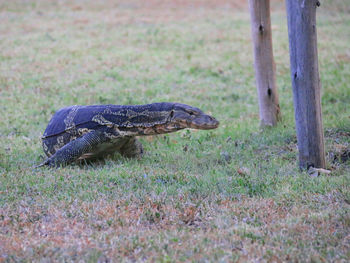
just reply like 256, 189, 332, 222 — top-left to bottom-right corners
170, 110, 174, 118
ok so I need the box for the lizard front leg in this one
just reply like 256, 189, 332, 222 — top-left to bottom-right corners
37, 130, 110, 167
119, 137, 144, 158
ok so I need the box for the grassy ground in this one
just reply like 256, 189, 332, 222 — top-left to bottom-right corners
0, 0, 349, 261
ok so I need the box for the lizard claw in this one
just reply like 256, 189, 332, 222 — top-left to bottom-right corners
34, 159, 50, 168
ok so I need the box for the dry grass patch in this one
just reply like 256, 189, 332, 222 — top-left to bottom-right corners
1, 192, 349, 261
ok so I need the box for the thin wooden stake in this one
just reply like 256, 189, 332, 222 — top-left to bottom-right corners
248, 0, 281, 127
286, 0, 326, 169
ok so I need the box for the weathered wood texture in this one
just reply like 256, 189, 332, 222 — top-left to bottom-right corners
248, 0, 281, 127
286, 0, 326, 169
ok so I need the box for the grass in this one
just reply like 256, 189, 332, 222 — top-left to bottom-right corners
1, 0, 350, 261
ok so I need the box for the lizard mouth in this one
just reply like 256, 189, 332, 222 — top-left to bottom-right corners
189, 114, 220, 130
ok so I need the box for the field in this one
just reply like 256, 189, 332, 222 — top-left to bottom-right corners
1, 0, 350, 261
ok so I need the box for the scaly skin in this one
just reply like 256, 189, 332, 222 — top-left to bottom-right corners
38, 102, 219, 167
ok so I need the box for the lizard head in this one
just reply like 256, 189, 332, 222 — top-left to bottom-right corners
168, 103, 219, 130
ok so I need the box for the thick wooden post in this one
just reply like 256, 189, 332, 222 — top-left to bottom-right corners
248, 0, 281, 127
286, 0, 326, 169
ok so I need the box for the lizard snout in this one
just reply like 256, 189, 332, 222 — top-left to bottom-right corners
190, 114, 219, 130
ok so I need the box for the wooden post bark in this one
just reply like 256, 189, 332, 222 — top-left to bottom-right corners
285, 0, 326, 169
248, 0, 281, 127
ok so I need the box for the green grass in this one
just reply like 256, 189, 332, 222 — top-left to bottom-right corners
1, 0, 350, 261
